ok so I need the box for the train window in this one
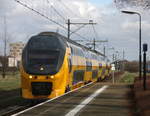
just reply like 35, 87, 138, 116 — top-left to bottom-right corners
81, 49, 86, 57
78, 49, 82, 56
93, 54, 95, 59
76, 48, 80, 56
92, 53, 95, 59
70, 47, 73, 55
84, 52, 88, 59
97, 55, 99, 60
106, 64, 108, 69
99, 63, 102, 69
30, 36, 58, 49
95, 54, 97, 60
68, 59, 72, 73
28, 50, 60, 66
71, 46, 84, 57
92, 70, 98, 79
76, 48, 79, 56
87, 52, 91, 59
73, 70, 84, 85
70, 46, 75, 56
78, 48, 83, 57
80, 49, 84, 57
86, 61, 92, 71
73, 47, 76, 56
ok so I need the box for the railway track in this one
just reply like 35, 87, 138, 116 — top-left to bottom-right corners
1, 105, 30, 116
1, 100, 46, 116
1, 72, 124, 116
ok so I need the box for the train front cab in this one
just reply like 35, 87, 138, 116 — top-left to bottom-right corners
21, 50, 70, 99
21, 34, 70, 99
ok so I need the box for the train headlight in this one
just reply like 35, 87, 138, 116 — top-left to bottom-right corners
51, 76, 54, 79
40, 67, 44, 71
29, 75, 33, 79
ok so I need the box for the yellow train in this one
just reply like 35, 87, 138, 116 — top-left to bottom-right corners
20, 32, 111, 99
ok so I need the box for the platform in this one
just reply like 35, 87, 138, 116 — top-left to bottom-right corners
13, 83, 136, 116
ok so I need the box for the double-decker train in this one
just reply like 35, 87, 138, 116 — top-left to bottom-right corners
20, 32, 111, 99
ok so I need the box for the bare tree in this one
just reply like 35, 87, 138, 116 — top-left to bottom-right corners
1, 16, 8, 78
114, 0, 150, 9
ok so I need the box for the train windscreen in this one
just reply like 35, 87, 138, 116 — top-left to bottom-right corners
22, 35, 66, 75
28, 50, 59, 66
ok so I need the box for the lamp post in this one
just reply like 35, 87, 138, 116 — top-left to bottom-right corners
122, 10, 142, 79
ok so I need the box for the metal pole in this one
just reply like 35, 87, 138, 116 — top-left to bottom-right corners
93, 38, 95, 50
112, 70, 115, 84
122, 50, 125, 71
2, 16, 7, 78
66, 19, 96, 40
68, 19, 70, 40
123, 50, 125, 60
139, 14, 142, 79
143, 43, 148, 90
113, 54, 115, 62
103, 46, 105, 56
143, 51, 146, 90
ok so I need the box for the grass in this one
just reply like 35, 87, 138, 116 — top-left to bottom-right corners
0, 72, 27, 111
0, 72, 21, 91
120, 72, 138, 84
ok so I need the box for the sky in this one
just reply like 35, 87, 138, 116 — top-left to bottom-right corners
88, 0, 112, 5
0, 0, 150, 61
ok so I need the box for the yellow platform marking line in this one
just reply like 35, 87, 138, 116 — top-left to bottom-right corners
11, 82, 94, 116
65, 85, 109, 116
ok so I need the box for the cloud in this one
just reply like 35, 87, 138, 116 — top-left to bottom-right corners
122, 21, 138, 30
0, 0, 150, 61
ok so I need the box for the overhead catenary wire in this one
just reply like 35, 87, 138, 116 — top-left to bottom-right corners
56, 0, 85, 30
47, 0, 66, 21
14, 0, 67, 30
70, 24, 86, 35
92, 24, 99, 40
46, 0, 91, 40
56, 0, 81, 18
14, 0, 88, 40
55, 0, 72, 19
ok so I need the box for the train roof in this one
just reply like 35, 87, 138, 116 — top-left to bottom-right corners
38, 32, 105, 57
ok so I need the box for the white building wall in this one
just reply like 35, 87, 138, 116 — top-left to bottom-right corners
9, 42, 25, 67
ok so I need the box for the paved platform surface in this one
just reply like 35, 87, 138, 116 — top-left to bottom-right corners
14, 83, 136, 116
134, 77, 150, 116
